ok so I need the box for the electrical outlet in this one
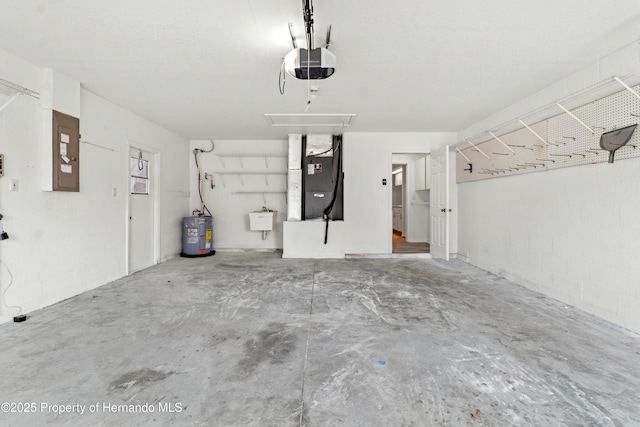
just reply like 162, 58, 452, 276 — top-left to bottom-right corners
10, 179, 18, 192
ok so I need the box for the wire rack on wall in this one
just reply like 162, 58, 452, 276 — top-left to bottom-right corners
456, 78, 640, 183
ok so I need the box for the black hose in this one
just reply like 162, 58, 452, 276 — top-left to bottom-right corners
194, 150, 212, 217
322, 136, 342, 244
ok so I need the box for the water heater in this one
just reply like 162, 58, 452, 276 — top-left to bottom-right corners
181, 215, 215, 257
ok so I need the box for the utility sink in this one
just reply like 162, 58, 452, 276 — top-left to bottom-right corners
249, 210, 277, 231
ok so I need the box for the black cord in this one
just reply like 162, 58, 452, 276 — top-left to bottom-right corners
309, 145, 334, 157
279, 61, 286, 95
193, 150, 212, 217
322, 137, 342, 244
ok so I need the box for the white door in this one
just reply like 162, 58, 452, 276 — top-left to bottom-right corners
129, 147, 155, 272
430, 145, 449, 260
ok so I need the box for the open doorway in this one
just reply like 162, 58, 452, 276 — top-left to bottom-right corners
391, 156, 430, 254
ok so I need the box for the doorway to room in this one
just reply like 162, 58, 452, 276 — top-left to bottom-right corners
391, 156, 430, 255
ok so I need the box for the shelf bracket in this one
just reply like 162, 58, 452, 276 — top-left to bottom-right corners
488, 132, 516, 153
614, 76, 640, 101
456, 147, 471, 162
0, 94, 19, 113
518, 119, 549, 146
556, 102, 595, 134
467, 140, 491, 160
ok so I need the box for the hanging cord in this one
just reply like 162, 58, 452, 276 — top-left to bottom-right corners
322, 137, 342, 244
303, 19, 313, 112
279, 60, 287, 95
1, 260, 22, 316
137, 150, 144, 170
193, 140, 214, 216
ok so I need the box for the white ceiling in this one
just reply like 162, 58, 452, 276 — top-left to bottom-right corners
0, 1, 639, 140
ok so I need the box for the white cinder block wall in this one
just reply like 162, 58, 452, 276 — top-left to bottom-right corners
0, 48, 189, 325
457, 41, 640, 333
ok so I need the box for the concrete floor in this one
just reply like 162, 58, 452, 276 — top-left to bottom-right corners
1, 253, 639, 426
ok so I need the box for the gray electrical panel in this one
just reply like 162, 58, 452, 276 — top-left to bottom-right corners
302, 135, 343, 220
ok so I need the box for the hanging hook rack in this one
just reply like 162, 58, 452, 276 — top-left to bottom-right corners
509, 144, 534, 151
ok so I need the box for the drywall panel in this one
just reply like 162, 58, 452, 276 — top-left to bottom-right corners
42, 68, 81, 118
282, 221, 345, 258
0, 49, 189, 325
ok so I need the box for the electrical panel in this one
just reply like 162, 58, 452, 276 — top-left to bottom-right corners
52, 110, 80, 192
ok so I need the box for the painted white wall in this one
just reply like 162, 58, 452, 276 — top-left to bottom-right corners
283, 221, 346, 259
189, 139, 288, 250
0, 48, 189, 325
456, 41, 640, 333
343, 133, 455, 254
194, 134, 455, 256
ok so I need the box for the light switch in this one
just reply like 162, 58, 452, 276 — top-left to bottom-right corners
10, 179, 18, 192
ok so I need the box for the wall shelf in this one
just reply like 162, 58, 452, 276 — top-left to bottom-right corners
216, 154, 286, 169
214, 154, 287, 192
231, 190, 287, 204
215, 172, 286, 187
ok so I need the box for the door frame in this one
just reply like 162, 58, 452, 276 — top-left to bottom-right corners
126, 140, 162, 274
389, 152, 430, 253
